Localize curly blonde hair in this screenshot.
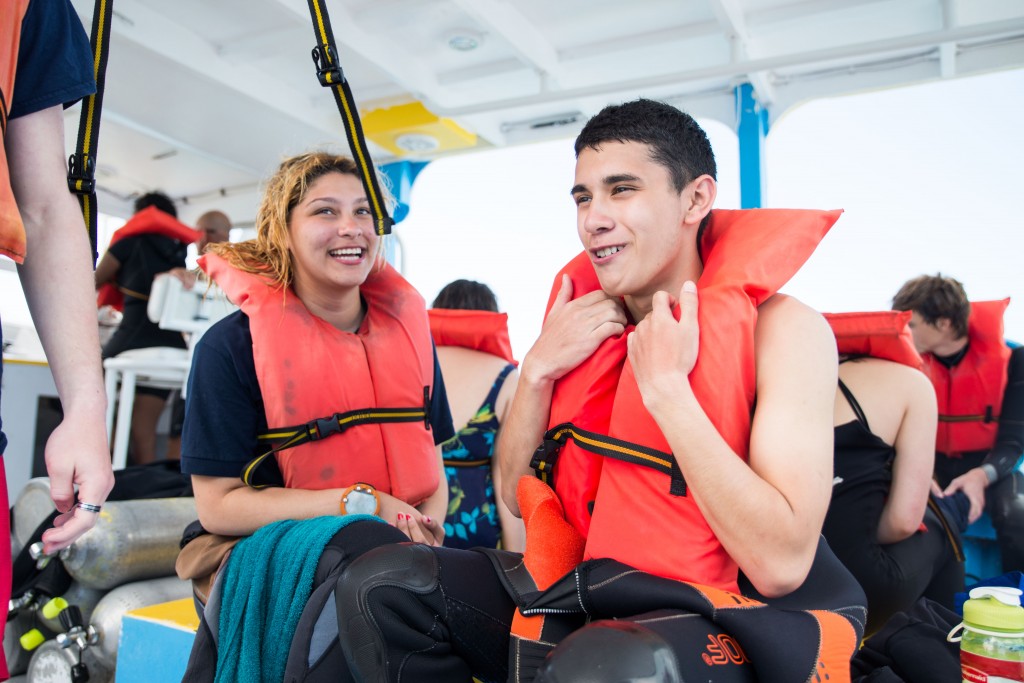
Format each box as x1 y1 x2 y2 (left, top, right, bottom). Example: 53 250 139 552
206 152 393 288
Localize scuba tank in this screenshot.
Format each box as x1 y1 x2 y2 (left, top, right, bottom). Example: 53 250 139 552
86 575 192 670
25 638 112 683
61 497 197 589
12 476 57 548
949 586 1024 682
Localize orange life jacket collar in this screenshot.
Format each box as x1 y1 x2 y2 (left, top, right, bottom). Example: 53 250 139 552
428 309 516 363
824 310 923 369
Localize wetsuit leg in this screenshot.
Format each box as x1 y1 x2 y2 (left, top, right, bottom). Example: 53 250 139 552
987 469 1024 572
335 543 515 683
535 610 756 683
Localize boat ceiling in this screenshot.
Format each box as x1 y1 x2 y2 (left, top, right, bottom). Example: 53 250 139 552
65 0 1024 222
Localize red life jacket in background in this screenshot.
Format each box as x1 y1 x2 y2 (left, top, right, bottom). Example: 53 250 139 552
427 308 516 363
543 208 841 591
201 253 439 505
96 206 202 310
0 0 33 264
922 299 1011 456
824 310 923 369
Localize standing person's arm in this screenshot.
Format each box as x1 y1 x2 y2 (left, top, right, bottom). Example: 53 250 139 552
496 276 627 515
7 105 114 553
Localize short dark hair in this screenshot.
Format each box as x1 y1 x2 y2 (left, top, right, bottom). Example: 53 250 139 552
892 274 970 338
574 98 717 192
133 191 177 218
432 279 498 312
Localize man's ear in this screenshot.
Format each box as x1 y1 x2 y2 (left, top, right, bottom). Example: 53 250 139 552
683 174 716 226
936 317 954 334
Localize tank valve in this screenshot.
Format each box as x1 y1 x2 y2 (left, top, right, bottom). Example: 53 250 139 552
55 605 98 650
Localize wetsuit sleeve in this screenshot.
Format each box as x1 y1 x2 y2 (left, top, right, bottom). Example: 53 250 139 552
983 345 1024 481
9 0 95 119
430 342 455 445
180 313 267 478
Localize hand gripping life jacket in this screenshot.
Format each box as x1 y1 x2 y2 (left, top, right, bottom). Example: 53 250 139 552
0 0 32 264
923 299 1011 456
200 253 438 504
427 308 516 363
533 208 842 591
824 310 923 369
96 206 202 310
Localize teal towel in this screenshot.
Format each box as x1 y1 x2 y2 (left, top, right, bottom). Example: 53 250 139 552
214 514 383 683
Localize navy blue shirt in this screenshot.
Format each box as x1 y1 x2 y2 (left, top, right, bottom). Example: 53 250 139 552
180 311 455 480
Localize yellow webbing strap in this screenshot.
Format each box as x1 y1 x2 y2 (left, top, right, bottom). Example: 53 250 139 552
68 0 114 265
243 405 429 489
531 422 688 496
305 0 393 235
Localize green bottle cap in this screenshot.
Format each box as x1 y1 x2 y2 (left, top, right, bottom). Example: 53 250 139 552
964 587 1024 632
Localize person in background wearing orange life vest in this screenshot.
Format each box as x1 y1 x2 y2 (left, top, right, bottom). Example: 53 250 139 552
821 311 964 637
332 99 866 683
165 209 233 290
94 191 199 465
429 279 524 551
176 152 452 682
893 274 1024 572
0 1 116 675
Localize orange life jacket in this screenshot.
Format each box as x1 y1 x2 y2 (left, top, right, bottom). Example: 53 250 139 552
0 0 32 263
96 206 202 310
824 310 923 369
922 299 1011 456
540 208 840 590
427 308 515 363
201 253 439 505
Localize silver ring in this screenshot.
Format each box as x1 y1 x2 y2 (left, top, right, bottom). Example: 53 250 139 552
76 502 102 514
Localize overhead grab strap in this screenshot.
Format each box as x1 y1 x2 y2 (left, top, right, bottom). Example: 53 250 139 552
305 0 394 235
69 0 114 265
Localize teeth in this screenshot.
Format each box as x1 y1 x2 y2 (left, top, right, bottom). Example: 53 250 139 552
595 246 623 258
329 248 363 257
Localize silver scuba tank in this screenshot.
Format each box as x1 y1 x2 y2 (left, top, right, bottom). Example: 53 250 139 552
3 609 42 677
86 575 192 670
24 638 113 683
60 497 197 590
12 476 56 548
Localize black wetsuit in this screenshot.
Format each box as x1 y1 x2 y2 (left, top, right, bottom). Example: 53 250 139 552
823 380 963 636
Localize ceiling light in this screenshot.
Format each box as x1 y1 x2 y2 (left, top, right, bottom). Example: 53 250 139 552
447 30 483 52
394 133 440 153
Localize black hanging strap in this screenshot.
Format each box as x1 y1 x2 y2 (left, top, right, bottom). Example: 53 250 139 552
305 0 393 235
68 0 114 265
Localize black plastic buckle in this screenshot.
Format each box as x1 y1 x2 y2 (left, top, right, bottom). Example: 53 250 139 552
308 414 343 441
529 438 562 472
67 153 96 194
311 44 345 86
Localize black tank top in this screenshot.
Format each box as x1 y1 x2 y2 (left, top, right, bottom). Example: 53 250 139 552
823 379 896 539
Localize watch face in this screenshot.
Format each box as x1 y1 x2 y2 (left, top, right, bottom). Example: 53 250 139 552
345 489 377 515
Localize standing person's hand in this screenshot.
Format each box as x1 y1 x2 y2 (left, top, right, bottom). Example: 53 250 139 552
41 411 114 554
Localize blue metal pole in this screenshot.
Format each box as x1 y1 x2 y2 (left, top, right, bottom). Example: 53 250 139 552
735 83 769 209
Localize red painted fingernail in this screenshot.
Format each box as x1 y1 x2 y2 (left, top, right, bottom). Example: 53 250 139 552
424 516 432 524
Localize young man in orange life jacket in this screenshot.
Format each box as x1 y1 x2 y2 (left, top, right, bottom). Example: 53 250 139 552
893 274 1024 572
333 99 865 683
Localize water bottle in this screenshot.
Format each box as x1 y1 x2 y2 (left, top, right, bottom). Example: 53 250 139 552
949 586 1024 682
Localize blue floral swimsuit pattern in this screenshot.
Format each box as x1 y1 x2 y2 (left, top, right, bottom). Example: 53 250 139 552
442 364 516 549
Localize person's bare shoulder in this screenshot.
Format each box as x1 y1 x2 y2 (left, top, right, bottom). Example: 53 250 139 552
755 294 836 368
